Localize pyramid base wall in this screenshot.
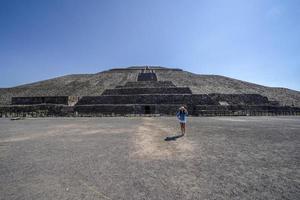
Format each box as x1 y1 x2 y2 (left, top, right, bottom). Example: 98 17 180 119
1 104 300 118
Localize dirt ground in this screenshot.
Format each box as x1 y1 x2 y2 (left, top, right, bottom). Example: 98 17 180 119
0 116 299 200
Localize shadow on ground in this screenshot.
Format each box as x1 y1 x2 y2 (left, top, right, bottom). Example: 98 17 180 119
164 134 184 141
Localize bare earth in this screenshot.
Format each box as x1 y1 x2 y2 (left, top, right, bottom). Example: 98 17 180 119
0 117 299 200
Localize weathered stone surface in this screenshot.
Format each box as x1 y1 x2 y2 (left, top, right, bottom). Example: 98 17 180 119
1 103 299 117
117 81 176 88
1 66 299 106
76 94 215 105
195 105 300 116
102 87 192 95
208 93 272 105
137 71 158 81
1 67 299 117
0 104 74 117
11 96 79 106
1 66 300 107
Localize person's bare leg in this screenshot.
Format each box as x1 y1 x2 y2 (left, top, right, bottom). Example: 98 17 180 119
183 123 186 135
180 123 184 135
179 123 182 134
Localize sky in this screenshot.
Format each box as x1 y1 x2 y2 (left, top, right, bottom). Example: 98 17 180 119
0 0 299 91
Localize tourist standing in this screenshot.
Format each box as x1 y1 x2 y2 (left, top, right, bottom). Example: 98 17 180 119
176 106 188 136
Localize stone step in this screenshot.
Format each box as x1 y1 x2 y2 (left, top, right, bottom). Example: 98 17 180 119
11 96 79 106
207 93 271 105
1 104 299 117
74 104 183 115
101 87 192 95
137 72 158 81
195 105 300 111
116 81 176 88
76 94 217 105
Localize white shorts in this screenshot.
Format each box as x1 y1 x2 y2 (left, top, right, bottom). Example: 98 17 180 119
179 119 186 124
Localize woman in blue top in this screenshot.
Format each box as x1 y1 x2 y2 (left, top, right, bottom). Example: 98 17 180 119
176 106 188 136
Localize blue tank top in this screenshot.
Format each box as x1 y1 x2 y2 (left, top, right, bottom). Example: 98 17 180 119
176 111 188 121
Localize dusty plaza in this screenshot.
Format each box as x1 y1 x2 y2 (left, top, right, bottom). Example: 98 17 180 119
1 0 300 199
0 116 299 200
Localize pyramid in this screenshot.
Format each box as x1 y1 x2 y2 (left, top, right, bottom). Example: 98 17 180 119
1 66 299 117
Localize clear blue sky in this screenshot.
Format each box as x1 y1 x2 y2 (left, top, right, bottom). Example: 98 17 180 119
0 0 299 91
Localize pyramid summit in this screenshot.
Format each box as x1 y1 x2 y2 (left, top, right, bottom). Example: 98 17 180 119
107 65 183 71
0 66 299 117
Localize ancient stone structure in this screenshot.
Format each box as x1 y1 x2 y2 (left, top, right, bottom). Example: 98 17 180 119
0 67 299 117
12 96 79 106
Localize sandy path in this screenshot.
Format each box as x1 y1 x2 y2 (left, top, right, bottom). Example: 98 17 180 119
131 117 195 160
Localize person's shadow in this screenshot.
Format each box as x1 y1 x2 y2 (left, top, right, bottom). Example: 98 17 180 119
164 134 184 141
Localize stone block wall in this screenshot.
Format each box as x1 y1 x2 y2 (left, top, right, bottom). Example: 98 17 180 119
116 81 176 88
137 72 158 81
11 96 79 106
208 93 270 105
195 105 300 116
1 104 299 118
0 105 74 117
76 94 217 105
74 105 136 116
102 87 192 95
75 104 187 116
